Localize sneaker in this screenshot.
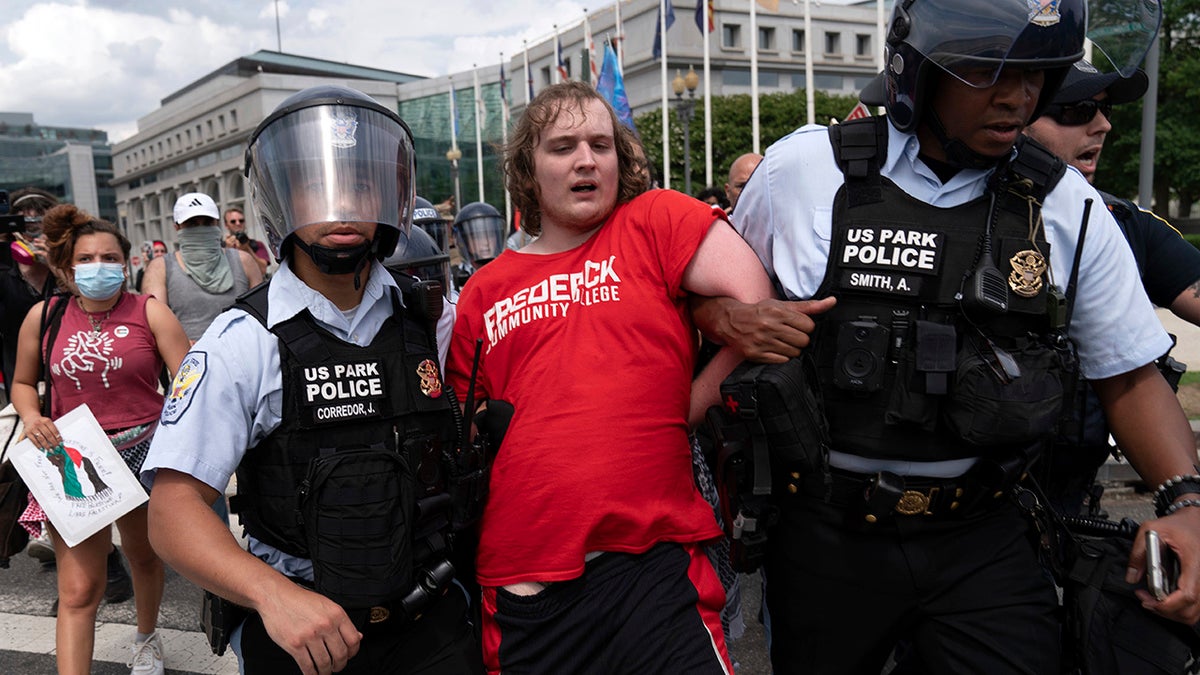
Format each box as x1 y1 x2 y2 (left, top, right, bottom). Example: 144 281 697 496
105 547 134 604
130 632 165 675
26 530 55 564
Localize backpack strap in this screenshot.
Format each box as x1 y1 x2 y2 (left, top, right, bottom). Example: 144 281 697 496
38 294 70 418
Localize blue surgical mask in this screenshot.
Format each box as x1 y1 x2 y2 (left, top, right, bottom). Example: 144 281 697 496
74 262 126 300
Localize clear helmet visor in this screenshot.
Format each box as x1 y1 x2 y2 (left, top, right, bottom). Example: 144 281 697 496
455 215 507 268
248 104 415 256
1087 0 1163 76
900 0 1158 89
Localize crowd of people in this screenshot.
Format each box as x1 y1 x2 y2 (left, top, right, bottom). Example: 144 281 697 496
3 1 1200 674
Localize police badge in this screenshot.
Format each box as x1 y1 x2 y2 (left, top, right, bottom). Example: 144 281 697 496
416 359 443 398
1008 250 1047 298
329 113 359 149
1028 0 1061 27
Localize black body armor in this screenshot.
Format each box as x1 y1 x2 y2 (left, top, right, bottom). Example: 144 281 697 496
814 117 1073 463
229 273 457 610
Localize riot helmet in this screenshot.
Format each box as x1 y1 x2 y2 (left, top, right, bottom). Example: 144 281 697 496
244 85 416 275
383 224 451 293
413 196 449 252
882 0 1159 141
453 202 506 269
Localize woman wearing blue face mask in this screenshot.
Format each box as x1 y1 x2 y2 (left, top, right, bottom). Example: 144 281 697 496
9 204 190 675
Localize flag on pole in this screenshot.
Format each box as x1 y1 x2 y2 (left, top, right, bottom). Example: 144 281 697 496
695 0 714 33
597 42 635 130
845 101 871 121
584 11 599 85
555 29 569 82
652 0 675 60
499 59 510 119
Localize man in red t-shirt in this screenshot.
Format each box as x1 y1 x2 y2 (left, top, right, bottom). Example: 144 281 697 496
446 81 828 674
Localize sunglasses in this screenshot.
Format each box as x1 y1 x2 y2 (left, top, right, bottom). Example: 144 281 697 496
1043 99 1113 127
228 218 245 224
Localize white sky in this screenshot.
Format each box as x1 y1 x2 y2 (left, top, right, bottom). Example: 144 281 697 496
1 0 603 142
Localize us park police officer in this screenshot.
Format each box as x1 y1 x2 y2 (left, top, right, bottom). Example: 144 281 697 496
696 0 1200 673
142 85 483 675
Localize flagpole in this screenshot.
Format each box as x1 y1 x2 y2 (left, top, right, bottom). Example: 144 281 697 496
614 0 624 74
524 39 533 105
585 9 598 86
501 52 511 230
804 0 815 125
553 25 562 84
750 0 760 154
448 79 462 213
702 1 712 187
473 65 485 203
660 0 670 189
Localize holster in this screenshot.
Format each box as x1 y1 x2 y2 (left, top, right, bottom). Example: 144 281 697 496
200 590 250 657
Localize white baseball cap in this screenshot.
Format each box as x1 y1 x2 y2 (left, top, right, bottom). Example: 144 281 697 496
173 192 219 224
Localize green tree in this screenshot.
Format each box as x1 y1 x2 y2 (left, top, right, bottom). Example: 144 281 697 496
633 88 861 195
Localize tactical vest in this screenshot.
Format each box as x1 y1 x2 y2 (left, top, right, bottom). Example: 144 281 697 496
813 117 1072 462
229 272 457 608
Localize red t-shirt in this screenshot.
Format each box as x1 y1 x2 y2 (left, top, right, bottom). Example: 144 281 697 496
447 189 724 587
46 292 165 430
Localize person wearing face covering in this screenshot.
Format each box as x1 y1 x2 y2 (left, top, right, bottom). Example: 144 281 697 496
142 193 263 344
9 203 190 675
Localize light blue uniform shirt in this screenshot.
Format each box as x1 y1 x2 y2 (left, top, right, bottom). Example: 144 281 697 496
733 122 1171 475
142 258 456 577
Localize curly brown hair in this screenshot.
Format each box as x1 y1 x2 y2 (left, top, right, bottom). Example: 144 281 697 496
41 204 131 272
503 81 649 236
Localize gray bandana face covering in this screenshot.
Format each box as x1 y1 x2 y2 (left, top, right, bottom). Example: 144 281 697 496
177 224 233 293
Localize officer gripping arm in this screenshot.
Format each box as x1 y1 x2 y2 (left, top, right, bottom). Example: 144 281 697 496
145 86 479 675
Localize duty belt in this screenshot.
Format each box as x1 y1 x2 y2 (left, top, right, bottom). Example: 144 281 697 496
801 452 1030 523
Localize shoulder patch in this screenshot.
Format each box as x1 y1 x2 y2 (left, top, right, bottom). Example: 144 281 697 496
162 351 206 425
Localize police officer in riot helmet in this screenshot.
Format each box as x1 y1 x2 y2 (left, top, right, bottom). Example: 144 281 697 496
143 84 482 675
695 1 1200 673
383 225 452 299
452 201 506 271
412 195 450 253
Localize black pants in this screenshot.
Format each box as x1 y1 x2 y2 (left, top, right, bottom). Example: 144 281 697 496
488 543 730 675
238 586 483 675
765 496 1060 675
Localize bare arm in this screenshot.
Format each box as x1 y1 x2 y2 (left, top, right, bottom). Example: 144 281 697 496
681 221 832 426
9 300 61 448
149 470 361 675
144 298 190 376
1169 279 1200 327
691 295 836 364
1094 363 1200 624
142 256 167 305
239 249 265 286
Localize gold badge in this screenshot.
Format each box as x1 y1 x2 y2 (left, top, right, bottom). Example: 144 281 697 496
369 606 390 623
1008 250 1046 298
417 359 443 398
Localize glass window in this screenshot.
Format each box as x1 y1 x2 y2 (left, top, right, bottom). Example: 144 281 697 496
825 32 841 55
723 24 741 49
723 68 750 86
758 26 775 51
792 29 805 52
856 34 872 57
814 73 843 90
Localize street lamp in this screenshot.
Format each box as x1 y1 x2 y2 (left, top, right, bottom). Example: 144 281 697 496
445 146 463 216
672 65 700 195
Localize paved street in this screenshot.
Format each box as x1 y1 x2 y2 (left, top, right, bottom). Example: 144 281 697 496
0 308 1193 674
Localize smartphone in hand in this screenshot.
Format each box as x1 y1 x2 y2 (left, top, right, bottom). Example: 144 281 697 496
1146 529 1180 601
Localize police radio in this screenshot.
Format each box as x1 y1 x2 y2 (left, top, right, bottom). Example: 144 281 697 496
961 192 1010 315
